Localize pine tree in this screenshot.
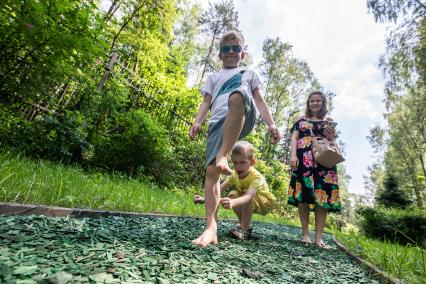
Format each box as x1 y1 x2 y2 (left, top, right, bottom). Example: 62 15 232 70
376 174 412 209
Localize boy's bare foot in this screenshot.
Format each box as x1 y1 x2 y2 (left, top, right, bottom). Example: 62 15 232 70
193 195 205 204
215 156 232 175
191 229 218 247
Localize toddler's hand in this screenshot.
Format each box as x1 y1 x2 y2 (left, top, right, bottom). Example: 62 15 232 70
193 195 205 204
268 124 281 144
189 123 201 140
220 197 234 209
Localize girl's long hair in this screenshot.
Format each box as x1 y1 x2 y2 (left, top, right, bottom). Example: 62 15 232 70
305 91 328 119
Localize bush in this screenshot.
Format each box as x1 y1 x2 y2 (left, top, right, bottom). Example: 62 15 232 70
91 109 172 184
356 206 426 248
255 159 292 216
0 109 90 162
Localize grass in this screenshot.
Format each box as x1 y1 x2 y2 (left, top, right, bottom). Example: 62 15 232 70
1 148 424 282
0 149 294 226
333 230 426 284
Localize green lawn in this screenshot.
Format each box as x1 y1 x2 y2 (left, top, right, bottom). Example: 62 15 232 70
1 148 424 283
0 149 293 226
334 230 425 284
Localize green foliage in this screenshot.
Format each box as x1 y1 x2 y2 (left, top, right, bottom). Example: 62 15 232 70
0 0 106 103
376 174 413 208
0 109 90 162
366 0 426 209
91 109 172 184
255 159 290 215
356 206 426 248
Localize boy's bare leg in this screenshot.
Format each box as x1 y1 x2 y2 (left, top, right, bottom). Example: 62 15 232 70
192 164 220 247
314 206 328 247
215 92 245 175
239 202 253 231
298 203 311 243
232 204 243 227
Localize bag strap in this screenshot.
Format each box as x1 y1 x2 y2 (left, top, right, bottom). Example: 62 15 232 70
210 70 245 109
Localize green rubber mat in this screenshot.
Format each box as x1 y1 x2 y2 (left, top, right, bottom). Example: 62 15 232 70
0 215 380 283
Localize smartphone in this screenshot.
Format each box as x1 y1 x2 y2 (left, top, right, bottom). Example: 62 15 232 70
326 121 338 129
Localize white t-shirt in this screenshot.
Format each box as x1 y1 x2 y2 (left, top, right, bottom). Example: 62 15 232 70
200 68 262 124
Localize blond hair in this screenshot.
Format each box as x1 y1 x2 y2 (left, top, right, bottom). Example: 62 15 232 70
232 141 255 160
219 30 245 47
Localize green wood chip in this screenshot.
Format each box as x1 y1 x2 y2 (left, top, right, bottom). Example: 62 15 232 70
12 265 38 275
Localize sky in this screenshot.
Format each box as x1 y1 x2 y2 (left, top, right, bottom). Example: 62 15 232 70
205 0 388 194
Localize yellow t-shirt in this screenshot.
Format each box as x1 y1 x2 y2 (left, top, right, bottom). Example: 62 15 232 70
225 167 269 194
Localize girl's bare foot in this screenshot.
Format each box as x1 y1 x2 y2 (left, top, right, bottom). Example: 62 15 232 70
191 229 218 247
215 156 232 175
315 240 331 250
301 236 312 244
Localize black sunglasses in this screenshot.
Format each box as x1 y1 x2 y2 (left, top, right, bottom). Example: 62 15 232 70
220 45 242 54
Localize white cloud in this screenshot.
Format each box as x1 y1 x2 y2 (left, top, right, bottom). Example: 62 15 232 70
321 34 386 120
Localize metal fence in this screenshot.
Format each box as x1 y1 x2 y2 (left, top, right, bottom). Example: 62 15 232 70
100 52 206 138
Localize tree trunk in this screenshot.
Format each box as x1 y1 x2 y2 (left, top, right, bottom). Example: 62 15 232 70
198 29 218 85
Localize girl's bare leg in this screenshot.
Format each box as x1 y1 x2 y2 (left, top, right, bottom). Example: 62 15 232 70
298 203 311 243
314 206 328 247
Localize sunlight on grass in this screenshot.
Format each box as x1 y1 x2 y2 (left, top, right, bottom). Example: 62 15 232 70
0 149 283 225
334 230 426 284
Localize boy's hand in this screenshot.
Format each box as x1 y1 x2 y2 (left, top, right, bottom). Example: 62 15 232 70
189 123 201 140
193 195 205 204
268 124 281 144
220 197 234 209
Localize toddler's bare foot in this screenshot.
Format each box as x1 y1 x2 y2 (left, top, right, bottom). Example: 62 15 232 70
215 156 232 175
191 229 218 247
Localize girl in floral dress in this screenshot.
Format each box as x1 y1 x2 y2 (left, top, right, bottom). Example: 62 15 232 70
288 91 341 249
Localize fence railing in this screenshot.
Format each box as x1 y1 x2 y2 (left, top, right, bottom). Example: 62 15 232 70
100 52 207 138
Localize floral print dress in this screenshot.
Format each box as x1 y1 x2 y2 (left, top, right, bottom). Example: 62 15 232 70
288 118 341 212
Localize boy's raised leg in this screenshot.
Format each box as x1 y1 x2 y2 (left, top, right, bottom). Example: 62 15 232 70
192 164 221 247
215 92 245 175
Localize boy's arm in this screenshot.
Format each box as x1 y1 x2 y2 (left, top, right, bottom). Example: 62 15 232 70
252 88 281 144
189 93 212 139
220 188 257 209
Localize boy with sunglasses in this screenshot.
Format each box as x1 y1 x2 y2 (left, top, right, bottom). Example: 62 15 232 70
189 30 280 247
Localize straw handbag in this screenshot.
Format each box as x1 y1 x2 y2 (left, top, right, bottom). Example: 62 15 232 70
309 128 345 168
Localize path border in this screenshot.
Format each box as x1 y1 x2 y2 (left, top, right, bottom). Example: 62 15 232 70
0 202 403 284
0 202 199 219
332 236 402 284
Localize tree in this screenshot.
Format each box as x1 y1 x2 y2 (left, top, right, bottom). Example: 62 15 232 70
196 0 240 84
366 0 426 208
376 174 413 209
257 37 320 161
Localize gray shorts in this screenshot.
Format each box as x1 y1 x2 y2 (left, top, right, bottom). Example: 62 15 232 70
205 90 256 168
